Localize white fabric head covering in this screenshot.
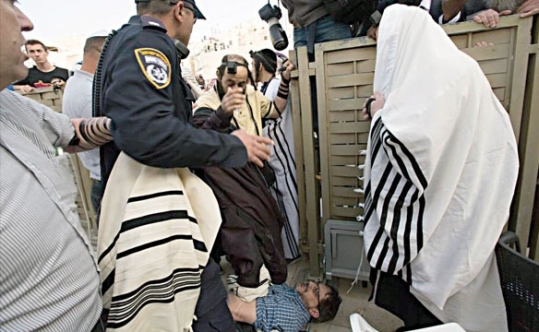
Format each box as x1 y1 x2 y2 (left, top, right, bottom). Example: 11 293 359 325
364 5 518 331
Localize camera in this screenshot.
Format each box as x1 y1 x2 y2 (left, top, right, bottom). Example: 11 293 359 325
259 2 289 51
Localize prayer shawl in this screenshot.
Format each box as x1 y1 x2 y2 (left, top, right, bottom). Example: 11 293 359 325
194 84 273 136
363 5 518 331
97 153 221 331
262 76 301 260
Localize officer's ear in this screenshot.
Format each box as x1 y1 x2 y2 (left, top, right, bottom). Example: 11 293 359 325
172 2 184 22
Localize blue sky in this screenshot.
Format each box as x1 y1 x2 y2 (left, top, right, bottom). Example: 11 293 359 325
19 0 272 42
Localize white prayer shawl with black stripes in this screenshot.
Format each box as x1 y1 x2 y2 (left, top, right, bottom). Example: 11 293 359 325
262 76 301 260
363 5 518 331
97 153 220 331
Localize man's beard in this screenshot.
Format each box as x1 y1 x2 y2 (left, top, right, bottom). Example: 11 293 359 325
216 79 226 100
485 0 525 12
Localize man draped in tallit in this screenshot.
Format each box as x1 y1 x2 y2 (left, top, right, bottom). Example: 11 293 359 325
362 5 519 332
98 153 222 331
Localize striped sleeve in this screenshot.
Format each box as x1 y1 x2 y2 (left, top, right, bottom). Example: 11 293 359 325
364 118 428 282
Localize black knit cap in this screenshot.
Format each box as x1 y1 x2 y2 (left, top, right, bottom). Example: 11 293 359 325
250 49 277 73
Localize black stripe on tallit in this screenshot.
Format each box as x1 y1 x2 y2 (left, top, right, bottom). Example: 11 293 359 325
127 190 184 203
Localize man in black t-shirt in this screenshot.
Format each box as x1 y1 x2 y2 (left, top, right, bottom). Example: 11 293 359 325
13 39 69 93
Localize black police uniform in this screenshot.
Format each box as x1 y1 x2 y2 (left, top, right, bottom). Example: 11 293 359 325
93 15 240 332
94 15 247 188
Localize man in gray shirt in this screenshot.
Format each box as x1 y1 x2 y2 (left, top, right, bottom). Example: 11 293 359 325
0 2 111 331
63 30 108 213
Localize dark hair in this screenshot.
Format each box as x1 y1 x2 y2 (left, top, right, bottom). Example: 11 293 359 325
314 283 342 323
217 54 256 88
136 0 174 15
25 39 47 52
250 49 277 74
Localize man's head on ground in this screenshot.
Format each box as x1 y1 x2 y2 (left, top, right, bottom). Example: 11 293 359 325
25 39 48 65
296 281 342 323
0 0 34 90
135 0 205 45
80 31 108 74
216 54 255 96
249 49 277 83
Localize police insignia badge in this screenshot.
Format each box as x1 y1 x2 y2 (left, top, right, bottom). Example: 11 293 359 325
134 48 172 89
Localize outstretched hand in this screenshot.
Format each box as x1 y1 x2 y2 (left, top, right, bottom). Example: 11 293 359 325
232 129 273 167
516 0 539 17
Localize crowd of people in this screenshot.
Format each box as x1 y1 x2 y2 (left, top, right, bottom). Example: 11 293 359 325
1 0 537 331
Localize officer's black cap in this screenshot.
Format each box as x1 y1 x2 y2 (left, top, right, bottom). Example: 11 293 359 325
135 0 206 20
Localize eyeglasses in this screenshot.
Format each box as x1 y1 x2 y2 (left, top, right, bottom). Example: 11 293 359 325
183 6 197 23
169 1 197 23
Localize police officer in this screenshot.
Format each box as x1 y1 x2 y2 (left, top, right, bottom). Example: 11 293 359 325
94 0 273 331
94 0 273 188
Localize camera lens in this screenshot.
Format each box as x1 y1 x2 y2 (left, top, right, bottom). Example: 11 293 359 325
269 24 288 51
259 3 288 51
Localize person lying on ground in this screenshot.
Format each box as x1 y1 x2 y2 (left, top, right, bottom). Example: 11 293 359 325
227 281 342 332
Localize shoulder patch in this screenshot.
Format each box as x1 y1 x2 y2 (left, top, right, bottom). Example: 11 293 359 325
134 48 172 89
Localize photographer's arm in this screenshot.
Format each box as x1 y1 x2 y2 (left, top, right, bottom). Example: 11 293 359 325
267 60 294 118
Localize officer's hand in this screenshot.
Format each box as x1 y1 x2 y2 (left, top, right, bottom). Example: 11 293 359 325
280 60 295 82
232 129 274 167
221 87 246 115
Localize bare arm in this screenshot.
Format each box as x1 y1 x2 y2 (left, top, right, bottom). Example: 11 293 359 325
268 60 295 118
64 117 113 153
